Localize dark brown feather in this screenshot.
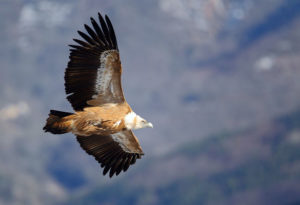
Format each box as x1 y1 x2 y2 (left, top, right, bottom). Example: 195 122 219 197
123 155 133 172
103 165 110 175
76 131 143 177
105 15 118 49
73 39 91 48
84 24 100 43
77 30 96 45
98 13 112 47
115 157 126 176
90 17 107 46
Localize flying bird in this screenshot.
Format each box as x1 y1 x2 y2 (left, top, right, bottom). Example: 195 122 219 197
43 13 153 178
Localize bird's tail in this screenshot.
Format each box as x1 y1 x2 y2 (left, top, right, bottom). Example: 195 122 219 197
43 110 74 134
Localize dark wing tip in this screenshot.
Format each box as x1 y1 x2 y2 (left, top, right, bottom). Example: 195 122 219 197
102 153 143 178
77 134 143 178
103 165 110 176
104 14 118 50
72 12 118 50
98 12 103 20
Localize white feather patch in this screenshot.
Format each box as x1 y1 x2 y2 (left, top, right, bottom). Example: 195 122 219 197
124 112 137 129
94 50 117 97
113 120 121 128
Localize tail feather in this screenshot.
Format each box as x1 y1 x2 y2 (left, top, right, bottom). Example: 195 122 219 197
43 110 74 134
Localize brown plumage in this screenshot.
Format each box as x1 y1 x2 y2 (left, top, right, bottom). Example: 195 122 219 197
43 12 153 177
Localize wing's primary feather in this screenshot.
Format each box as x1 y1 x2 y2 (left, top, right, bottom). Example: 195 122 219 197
98 13 112 47
90 17 106 46
65 13 123 111
76 130 144 177
105 15 118 50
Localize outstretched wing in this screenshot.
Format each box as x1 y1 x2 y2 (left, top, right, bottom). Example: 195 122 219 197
76 130 144 177
65 13 125 111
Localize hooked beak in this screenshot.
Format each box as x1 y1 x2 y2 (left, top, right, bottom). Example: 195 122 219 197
147 122 153 128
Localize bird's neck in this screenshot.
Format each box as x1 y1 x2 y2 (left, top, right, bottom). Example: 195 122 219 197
124 111 138 130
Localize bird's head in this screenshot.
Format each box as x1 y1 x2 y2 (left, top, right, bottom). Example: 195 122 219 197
136 115 153 129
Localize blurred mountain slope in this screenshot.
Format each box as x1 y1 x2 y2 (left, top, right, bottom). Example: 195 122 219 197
0 0 300 204
64 109 300 205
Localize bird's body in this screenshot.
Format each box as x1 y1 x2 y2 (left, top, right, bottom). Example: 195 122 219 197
70 103 131 136
43 12 152 177
47 102 149 136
